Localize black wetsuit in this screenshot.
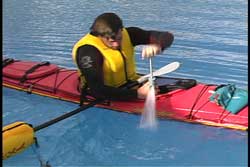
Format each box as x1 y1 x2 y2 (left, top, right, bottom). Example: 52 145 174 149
75 27 174 100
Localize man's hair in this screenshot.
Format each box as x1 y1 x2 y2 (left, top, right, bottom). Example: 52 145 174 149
90 13 123 37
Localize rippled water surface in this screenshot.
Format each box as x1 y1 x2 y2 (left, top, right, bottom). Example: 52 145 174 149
3 0 248 166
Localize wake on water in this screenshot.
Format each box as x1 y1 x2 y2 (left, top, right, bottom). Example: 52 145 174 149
139 86 158 130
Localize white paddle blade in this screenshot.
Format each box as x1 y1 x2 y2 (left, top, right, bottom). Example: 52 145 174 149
137 62 180 84
153 61 180 76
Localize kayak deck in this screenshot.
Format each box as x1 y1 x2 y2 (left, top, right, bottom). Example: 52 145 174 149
3 59 248 131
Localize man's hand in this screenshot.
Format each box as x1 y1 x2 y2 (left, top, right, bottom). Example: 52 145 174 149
137 81 159 99
142 44 162 59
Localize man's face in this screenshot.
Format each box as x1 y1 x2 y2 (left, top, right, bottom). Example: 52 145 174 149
100 29 122 50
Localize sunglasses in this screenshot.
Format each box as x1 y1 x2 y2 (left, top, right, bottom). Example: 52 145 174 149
93 30 122 41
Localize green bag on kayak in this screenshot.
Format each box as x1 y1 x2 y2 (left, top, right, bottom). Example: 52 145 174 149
209 84 248 114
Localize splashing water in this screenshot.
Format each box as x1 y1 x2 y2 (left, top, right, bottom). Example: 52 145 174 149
139 86 158 130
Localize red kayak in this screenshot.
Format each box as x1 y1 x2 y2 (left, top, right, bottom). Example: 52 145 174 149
2 58 248 131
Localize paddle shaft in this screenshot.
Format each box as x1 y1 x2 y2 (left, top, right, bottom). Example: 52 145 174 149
149 57 154 87
34 100 100 132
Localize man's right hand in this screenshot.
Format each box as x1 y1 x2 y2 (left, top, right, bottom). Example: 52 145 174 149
137 82 159 99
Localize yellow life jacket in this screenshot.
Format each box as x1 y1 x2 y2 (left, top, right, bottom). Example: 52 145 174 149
72 28 139 87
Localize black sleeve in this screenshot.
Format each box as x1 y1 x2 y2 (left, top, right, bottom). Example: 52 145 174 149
126 27 174 50
76 45 138 101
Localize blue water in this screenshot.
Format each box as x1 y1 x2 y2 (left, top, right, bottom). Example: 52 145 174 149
3 0 248 166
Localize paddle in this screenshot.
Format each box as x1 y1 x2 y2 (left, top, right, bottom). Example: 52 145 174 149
34 61 180 131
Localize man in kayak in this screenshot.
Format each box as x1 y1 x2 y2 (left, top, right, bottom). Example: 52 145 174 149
72 12 174 103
